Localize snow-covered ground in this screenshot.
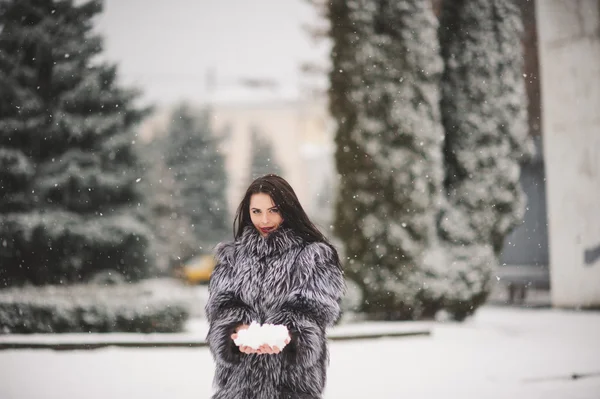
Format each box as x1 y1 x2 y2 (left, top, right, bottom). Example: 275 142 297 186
1 306 599 399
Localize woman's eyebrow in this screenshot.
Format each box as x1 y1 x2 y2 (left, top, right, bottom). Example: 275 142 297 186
250 206 278 211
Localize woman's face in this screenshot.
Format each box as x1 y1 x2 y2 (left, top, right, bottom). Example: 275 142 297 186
249 193 283 237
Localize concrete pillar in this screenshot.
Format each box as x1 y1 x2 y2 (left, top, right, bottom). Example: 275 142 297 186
536 0 600 307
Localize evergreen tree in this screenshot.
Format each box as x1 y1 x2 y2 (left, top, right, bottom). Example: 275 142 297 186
162 103 229 251
328 0 445 319
437 0 534 319
137 140 196 272
0 0 153 286
248 127 282 181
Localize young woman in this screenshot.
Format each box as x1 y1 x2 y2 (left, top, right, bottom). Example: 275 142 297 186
205 174 345 399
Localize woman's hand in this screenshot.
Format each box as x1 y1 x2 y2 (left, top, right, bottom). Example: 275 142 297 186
231 328 291 355
232 325 259 354
257 343 280 354
239 345 259 354
230 324 249 341
231 324 253 353
255 334 291 355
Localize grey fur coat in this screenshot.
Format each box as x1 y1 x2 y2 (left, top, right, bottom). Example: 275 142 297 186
205 226 345 399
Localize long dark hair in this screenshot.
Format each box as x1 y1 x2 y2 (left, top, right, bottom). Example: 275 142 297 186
233 174 341 268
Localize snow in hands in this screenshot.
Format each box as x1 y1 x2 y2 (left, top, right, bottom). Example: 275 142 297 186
233 321 290 351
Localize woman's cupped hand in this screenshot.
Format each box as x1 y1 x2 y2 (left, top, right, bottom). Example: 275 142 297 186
231 324 291 355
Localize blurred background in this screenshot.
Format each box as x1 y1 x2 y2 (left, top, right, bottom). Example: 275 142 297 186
0 0 599 397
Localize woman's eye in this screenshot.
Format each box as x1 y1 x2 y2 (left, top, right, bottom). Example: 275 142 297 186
270 208 279 213
252 210 260 214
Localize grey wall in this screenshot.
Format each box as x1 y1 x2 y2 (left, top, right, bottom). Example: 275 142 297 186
501 137 549 267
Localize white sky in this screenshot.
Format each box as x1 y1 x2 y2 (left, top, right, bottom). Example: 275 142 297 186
92 0 329 107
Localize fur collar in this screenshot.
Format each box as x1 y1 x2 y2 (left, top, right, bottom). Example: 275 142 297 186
238 225 305 258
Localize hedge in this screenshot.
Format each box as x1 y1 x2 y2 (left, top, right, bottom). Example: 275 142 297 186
0 280 190 334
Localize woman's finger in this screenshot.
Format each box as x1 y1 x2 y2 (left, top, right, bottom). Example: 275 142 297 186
231 333 238 340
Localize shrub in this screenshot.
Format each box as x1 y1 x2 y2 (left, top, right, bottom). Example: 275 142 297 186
0 280 190 334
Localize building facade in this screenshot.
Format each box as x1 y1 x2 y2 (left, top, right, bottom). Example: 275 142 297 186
209 91 336 228
536 0 600 307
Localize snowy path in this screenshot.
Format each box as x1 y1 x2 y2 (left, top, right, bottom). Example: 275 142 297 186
1 306 599 399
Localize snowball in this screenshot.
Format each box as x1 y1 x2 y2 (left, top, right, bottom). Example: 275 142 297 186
233 321 289 350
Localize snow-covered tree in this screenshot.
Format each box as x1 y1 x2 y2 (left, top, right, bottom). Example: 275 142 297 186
162 103 229 252
436 0 534 319
0 0 154 286
137 140 196 272
328 0 445 319
248 127 282 181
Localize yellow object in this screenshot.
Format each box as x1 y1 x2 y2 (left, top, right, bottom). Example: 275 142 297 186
178 254 216 284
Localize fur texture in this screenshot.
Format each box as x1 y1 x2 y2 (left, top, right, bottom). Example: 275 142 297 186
205 226 345 399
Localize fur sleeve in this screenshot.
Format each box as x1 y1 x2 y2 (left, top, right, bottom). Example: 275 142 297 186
265 242 345 366
205 242 255 365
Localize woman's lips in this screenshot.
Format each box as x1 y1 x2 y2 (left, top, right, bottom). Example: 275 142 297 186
260 227 274 233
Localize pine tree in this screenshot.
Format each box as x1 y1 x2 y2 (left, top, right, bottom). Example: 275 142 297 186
437 0 534 319
328 0 445 319
0 0 153 286
137 140 196 272
248 127 282 181
162 103 229 252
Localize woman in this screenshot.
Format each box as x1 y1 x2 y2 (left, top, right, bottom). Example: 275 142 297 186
205 174 345 399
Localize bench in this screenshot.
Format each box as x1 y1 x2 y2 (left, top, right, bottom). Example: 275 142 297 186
496 264 550 304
